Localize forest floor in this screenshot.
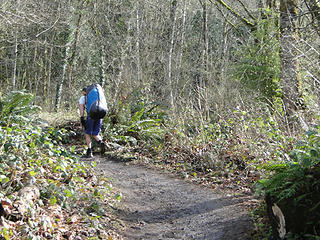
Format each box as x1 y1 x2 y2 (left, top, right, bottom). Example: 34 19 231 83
91 154 256 240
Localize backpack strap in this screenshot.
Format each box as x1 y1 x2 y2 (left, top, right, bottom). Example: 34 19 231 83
84 94 87 113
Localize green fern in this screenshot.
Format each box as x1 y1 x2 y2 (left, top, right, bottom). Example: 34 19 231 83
258 129 320 204
0 91 41 125
103 100 165 146
258 129 320 236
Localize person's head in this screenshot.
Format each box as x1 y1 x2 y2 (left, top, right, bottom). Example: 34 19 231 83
82 87 86 95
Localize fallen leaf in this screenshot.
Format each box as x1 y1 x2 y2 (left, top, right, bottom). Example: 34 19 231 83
68 215 82 224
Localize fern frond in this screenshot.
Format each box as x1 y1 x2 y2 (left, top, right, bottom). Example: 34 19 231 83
0 91 40 125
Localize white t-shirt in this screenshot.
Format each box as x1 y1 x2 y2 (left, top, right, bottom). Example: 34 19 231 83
79 95 85 105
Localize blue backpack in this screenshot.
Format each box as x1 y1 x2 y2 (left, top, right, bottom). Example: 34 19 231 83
85 83 108 120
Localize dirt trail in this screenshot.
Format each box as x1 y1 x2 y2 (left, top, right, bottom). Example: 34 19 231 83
97 157 253 240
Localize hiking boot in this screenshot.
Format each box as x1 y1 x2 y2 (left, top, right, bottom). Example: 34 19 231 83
100 141 105 155
86 148 93 158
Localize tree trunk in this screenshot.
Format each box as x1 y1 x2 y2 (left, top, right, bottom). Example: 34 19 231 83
168 0 178 112
136 1 142 84
54 0 84 112
11 29 18 90
43 37 48 99
32 41 38 95
201 0 209 120
176 0 187 90
47 41 54 107
279 0 303 127
100 45 107 88
116 21 132 102
196 0 210 120
55 43 71 112
304 0 320 103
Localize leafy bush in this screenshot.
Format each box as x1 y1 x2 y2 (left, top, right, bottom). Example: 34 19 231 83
0 91 41 125
257 129 320 237
103 100 165 147
0 91 118 239
260 130 320 200
233 10 281 104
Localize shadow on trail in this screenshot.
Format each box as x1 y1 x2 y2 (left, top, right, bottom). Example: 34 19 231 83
118 196 248 224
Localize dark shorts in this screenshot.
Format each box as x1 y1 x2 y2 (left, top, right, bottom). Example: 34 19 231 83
85 116 102 135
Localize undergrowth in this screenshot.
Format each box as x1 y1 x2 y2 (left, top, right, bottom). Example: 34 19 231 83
0 91 122 239
101 98 320 239
256 129 320 238
5 90 315 239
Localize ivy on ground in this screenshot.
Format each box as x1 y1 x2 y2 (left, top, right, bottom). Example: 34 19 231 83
0 91 122 239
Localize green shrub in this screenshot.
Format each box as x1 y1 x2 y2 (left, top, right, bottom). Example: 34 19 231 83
0 91 41 125
233 10 281 105
257 129 320 237
103 100 166 147
0 91 115 239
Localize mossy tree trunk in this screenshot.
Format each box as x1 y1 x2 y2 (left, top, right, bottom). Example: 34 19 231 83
305 0 320 102
279 0 304 128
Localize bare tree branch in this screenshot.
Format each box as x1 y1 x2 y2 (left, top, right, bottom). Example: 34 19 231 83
235 0 257 21
208 0 256 28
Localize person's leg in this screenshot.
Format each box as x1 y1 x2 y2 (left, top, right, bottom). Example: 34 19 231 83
93 135 105 155
84 117 95 157
92 119 105 155
85 134 93 157
86 133 92 148
93 135 102 142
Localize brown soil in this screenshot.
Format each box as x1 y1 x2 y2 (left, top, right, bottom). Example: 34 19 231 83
95 156 254 240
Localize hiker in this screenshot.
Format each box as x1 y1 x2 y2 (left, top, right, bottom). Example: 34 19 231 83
79 87 105 158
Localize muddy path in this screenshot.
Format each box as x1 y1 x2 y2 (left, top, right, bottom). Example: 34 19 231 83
96 156 253 240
